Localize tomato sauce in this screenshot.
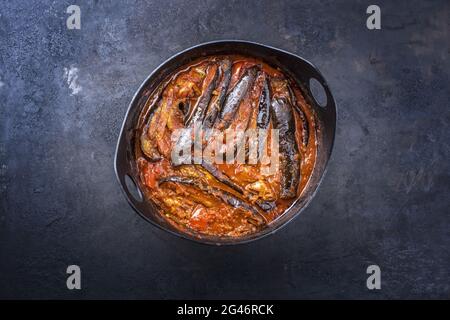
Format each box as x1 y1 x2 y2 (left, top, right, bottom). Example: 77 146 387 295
134 55 317 238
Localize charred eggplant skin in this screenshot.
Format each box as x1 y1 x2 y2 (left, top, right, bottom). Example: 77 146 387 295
139 85 166 161
159 176 267 225
288 84 309 147
201 161 244 194
140 128 161 161
257 76 271 129
203 59 232 128
256 76 271 163
214 67 258 130
270 97 300 199
185 64 219 126
140 110 162 161
173 65 219 165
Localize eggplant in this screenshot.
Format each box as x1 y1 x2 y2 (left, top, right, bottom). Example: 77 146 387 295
140 103 162 161
270 97 300 199
257 77 271 129
201 162 275 212
173 65 219 164
203 59 232 128
214 66 258 130
288 84 309 147
255 76 271 161
185 64 219 126
201 161 244 194
140 125 161 161
159 176 267 225
178 100 190 119
256 200 276 211
139 82 170 161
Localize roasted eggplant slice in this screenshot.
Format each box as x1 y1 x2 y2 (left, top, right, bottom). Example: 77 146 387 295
270 97 300 199
214 66 258 130
203 59 232 128
159 176 267 225
288 83 309 147
185 63 219 126
257 77 271 129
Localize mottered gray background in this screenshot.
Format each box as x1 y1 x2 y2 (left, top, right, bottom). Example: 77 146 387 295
0 0 449 298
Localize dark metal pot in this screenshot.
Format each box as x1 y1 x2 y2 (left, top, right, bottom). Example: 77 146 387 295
114 40 336 245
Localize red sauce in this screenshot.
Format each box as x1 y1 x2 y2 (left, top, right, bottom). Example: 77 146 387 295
134 55 317 238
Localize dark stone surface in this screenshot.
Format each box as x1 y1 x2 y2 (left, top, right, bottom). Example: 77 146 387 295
0 0 449 299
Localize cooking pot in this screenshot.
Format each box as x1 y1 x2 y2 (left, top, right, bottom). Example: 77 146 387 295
114 40 336 245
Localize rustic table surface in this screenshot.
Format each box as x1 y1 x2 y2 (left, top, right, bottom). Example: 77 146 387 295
0 0 449 298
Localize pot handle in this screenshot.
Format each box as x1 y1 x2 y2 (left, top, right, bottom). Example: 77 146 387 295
114 134 147 212
298 60 336 117
290 57 337 157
